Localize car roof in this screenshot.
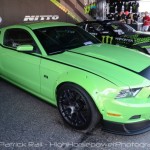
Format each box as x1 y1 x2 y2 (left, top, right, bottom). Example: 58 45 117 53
3 22 75 30
79 20 121 25
25 21 75 30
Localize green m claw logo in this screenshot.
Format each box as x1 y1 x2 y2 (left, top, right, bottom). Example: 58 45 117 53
84 3 96 14
102 36 113 44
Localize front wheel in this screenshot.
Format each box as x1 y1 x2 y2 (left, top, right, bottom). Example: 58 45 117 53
57 83 101 131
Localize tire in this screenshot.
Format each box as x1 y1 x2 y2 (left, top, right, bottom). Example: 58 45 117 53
57 83 101 132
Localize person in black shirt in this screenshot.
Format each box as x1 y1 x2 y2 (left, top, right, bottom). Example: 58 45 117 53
117 1 123 13
109 2 116 13
128 2 132 12
114 13 119 21
107 13 114 20
124 2 129 12
117 11 126 23
132 2 139 13
133 13 139 22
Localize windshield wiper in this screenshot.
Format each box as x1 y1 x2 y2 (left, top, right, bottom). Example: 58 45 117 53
48 49 66 55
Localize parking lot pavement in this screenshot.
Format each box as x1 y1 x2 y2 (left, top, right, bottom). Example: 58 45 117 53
1 78 150 150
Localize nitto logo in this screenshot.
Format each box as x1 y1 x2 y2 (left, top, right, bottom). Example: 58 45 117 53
24 15 59 22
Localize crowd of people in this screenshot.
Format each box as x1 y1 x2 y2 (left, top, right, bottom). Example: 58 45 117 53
107 1 150 32
107 0 140 24
107 11 150 32
107 11 139 24
118 11 150 32
116 11 136 24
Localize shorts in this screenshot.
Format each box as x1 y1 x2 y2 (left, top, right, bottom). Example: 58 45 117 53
142 25 149 32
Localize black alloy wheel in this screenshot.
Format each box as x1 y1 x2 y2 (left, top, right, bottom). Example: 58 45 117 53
57 83 100 131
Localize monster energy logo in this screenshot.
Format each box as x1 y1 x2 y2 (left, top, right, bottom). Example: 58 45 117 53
102 36 113 44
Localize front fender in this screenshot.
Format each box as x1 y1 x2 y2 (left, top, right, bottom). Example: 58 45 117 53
55 70 119 114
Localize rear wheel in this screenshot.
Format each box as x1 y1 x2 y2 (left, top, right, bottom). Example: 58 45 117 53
57 83 101 131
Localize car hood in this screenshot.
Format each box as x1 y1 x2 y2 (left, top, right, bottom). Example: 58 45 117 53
48 44 150 87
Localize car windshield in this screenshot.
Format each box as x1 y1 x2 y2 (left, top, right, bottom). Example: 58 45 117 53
34 26 100 55
109 23 136 35
90 23 104 32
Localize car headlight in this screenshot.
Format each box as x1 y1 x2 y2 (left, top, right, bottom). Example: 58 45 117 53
115 88 142 99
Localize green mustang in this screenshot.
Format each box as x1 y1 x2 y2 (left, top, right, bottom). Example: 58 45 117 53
0 22 150 135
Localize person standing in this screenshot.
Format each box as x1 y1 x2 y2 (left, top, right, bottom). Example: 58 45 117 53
117 11 126 23
142 11 150 32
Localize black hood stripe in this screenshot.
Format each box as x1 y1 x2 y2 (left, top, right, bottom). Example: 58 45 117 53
68 50 137 73
69 50 150 81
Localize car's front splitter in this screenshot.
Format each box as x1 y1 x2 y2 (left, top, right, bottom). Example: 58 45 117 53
102 120 150 135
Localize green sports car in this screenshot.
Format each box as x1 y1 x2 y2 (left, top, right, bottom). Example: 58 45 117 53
0 22 150 135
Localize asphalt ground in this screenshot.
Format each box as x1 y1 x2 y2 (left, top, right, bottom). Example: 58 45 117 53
1 78 150 150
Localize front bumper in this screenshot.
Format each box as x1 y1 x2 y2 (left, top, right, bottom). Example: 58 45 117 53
97 86 150 135
102 120 150 135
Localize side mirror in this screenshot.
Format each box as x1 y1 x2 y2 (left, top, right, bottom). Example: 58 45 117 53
17 44 33 52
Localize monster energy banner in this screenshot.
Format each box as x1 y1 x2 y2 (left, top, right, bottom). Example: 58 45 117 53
0 0 96 27
102 36 113 44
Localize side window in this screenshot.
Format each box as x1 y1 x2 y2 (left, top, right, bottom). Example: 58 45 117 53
91 23 104 32
86 24 93 32
78 23 86 30
3 29 40 54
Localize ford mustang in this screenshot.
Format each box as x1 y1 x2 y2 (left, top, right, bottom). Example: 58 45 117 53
77 20 150 55
0 22 150 135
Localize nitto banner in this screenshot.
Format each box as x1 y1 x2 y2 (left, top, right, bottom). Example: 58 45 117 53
0 0 96 27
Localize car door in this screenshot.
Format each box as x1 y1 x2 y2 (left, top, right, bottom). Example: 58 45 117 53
0 28 41 93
